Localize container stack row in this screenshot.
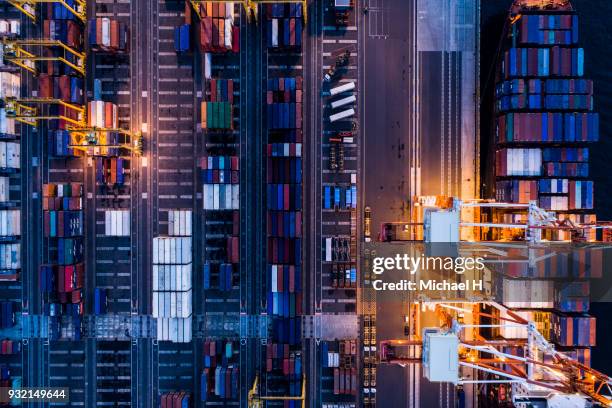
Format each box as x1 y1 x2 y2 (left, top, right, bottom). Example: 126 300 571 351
159 392 192 408
153 211 193 343
201 79 234 130
40 182 84 340
265 4 303 50
201 155 239 210
264 344 303 400
200 340 239 401
88 18 129 52
196 2 237 53
323 185 357 210
265 75 304 405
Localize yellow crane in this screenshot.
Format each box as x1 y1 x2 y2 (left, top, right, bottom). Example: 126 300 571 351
3 99 141 155
68 127 143 156
8 0 87 23
247 374 306 408
1 39 86 76
4 98 85 127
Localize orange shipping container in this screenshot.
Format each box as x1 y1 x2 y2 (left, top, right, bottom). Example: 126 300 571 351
110 20 119 49
201 102 207 128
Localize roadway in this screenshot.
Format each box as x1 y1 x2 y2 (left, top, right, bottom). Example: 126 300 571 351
360 1 479 406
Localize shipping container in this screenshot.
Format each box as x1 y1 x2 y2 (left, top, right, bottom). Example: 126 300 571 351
104 210 130 236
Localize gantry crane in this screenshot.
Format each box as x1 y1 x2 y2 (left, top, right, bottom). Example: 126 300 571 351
68 127 143 156
247 374 306 408
3 99 141 156
1 39 86 76
189 0 307 23
379 301 612 407
8 0 87 22
4 97 85 127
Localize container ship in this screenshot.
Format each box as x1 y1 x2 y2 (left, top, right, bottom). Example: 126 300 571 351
489 0 598 405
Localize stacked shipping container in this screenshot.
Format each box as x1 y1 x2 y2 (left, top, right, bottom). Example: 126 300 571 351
200 340 239 401
153 211 193 343
265 4 303 50
40 182 84 340
495 9 598 239
88 18 129 52
197 2 236 53
265 74 304 404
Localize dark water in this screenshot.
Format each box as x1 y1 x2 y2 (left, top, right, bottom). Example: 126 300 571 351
481 0 612 374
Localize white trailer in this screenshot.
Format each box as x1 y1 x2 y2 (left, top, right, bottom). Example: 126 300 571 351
329 81 355 96
330 94 356 109
329 108 355 123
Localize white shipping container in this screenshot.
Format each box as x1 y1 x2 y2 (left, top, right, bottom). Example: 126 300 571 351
153 264 192 291
0 108 16 135
102 18 111 46
224 18 233 48
204 53 212 79
503 149 541 176
271 265 278 293
0 72 20 98
203 184 239 210
499 309 529 339
6 142 19 169
156 317 192 343
225 3 234 24
325 237 332 262
502 279 553 309
104 210 130 236
0 210 20 236
168 210 192 237
0 177 8 202
152 236 192 264
0 142 5 168
0 243 20 269
272 19 278 47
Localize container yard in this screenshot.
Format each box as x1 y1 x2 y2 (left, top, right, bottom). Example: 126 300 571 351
1 0 612 407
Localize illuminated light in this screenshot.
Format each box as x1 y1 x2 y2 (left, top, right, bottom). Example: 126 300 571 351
141 157 148 167
141 123 148 133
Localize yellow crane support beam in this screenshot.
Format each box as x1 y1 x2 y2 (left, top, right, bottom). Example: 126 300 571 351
2 40 86 76
7 0 36 22
68 127 143 156
189 0 255 20
251 0 307 24
248 374 306 408
9 0 87 22
3 98 85 127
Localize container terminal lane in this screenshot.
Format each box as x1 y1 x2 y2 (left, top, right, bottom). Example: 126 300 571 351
1 0 612 408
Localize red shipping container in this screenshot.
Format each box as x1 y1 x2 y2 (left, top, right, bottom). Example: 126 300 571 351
232 26 239 53
200 18 212 51
284 185 289 210
212 18 220 48
290 18 296 46
110 21 119 49
96 18 103 45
